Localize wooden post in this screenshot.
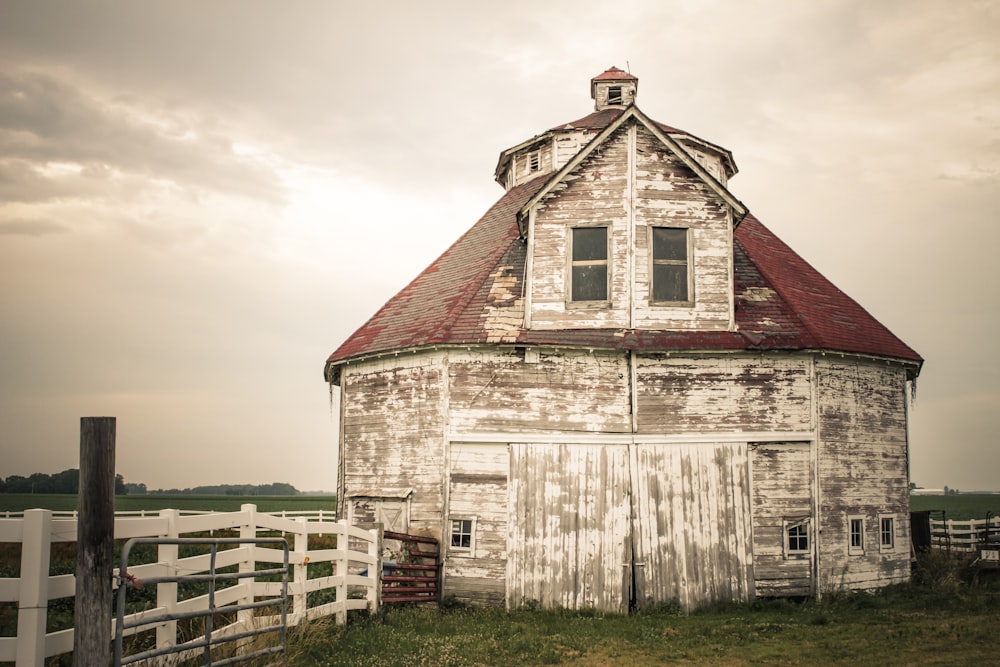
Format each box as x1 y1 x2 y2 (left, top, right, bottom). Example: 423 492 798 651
73 416 116 667
16 509 52 667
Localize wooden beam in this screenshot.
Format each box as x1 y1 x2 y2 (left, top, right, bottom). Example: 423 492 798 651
73 416 116 667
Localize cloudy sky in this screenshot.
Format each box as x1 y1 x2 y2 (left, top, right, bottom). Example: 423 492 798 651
0 1 997 493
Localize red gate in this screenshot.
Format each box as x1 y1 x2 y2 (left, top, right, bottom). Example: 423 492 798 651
382 530 440 604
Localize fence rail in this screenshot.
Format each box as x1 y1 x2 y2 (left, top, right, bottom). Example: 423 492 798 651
929 515 1000 552
0 504 381 667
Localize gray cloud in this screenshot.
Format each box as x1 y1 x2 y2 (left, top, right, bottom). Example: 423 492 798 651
0 1 997 491
0 68 285 205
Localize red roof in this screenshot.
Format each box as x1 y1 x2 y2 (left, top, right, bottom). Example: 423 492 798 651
592 66 638 82
324 186 921 380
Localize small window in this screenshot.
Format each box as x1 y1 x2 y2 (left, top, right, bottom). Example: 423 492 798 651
848 515 865 555
571 226 608 302
880 515 895 552
785 519 809 555
608 86 622 105
529 150 540 172
651 227 689 302
450 518 474 552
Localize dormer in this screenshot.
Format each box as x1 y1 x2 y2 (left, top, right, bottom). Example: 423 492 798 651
591 66 638 110
519 104 748 334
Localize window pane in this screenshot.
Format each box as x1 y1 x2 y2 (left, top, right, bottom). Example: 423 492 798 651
850 519 864 548
653 264 687 301
788 524 808 552
881 518 894 546
653 227 687 261
573 227 607 261
572 265 607 301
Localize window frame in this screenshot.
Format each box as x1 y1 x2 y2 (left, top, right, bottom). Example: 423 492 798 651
783 517 811 558
568 225 610 304
648 226 693 305
449 517 476 555
879 514 896 552
848 515 866 555
607 85 623 105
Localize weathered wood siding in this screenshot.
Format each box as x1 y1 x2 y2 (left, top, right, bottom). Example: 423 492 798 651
443 443 508 605
751 442 813 596
448 348 631 434
340 353 446 539
636 354 813 433
631 443 753 610
507 443 632 612
528 125 631 329
339 347 911 608
632 125 733 330
815 359 910 591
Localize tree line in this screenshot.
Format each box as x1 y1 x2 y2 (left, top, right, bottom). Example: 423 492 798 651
0 470 299 496
0 469 126 494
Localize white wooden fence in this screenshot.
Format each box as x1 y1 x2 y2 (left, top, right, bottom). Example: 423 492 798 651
929 515 1000 552
0 504 381 666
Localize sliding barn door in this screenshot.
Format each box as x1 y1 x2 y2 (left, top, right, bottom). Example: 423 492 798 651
630 443 754 611
507 443 631 612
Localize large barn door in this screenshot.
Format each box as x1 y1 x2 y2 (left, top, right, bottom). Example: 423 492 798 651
507 443 632 612
629 443 754 611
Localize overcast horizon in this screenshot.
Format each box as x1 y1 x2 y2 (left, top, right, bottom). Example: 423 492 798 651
1 1 997 492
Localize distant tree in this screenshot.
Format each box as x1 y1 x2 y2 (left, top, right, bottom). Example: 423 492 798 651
1 475 29 493
53 469 79 494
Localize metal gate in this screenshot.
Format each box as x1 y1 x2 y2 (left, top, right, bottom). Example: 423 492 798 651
114 537 289 666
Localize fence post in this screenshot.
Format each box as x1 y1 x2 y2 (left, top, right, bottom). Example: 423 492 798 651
16 509 52 667
238 504 257 634
293 518 308 623
367 524 383 614
335 520 348 625
73 416 116 667
156 509 179 652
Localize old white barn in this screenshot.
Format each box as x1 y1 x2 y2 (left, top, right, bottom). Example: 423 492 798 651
324 68 923 612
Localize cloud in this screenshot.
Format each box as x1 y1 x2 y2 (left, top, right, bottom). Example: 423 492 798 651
0 68 286 206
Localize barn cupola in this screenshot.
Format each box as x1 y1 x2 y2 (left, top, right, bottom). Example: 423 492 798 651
591 66 638 110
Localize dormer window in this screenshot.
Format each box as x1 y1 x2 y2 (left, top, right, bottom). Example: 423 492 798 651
570 226 608 302
529 150 540 172
608 86 623 105
651 227 690 303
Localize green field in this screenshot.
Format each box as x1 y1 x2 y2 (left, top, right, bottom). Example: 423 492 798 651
294 562 1000 666
908 493 1000 520
0 493 336 514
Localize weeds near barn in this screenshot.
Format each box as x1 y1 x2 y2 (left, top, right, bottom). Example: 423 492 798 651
288 551 1000 666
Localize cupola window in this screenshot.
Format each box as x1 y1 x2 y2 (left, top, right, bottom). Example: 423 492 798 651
608 86 623 105
570 226 609 302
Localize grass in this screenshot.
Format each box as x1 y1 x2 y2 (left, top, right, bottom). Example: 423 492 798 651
285 555 1000 666
909 493 999 520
